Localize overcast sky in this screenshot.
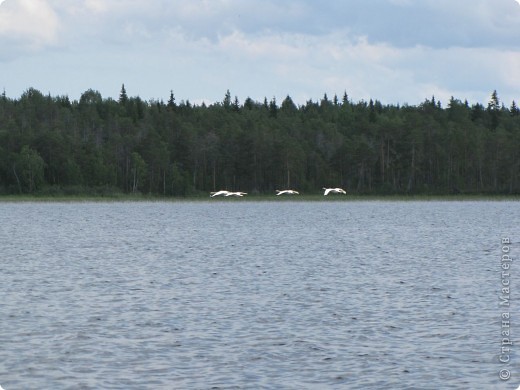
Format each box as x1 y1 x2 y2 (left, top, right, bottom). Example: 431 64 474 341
1 0 519 107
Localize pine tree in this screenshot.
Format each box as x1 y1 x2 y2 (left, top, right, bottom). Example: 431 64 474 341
281 95 297 112
223 89 231 109
487 90 500 130
269 97 278 117
322 93 329 103
342 91 349 105
369 99 376 122
168 90 176 108
232 96 240 112
119 84 128 105
488 90 500 111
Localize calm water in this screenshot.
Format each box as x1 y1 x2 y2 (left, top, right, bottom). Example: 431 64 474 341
0 200 519 389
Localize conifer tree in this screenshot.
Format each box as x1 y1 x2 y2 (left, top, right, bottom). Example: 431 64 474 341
281 95 297 112
223 89 231 109
487 90 501 130
168 90 176 108
119 84 128 105
269 97 278 117
232 96 240 112
342 91 349 105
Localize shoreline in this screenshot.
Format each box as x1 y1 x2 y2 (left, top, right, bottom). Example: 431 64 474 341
1 193 519 202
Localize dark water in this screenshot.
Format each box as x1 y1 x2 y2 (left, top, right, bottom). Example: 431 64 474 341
0 201 519 389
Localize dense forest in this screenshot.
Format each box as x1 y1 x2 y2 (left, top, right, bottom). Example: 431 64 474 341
0 86 519 196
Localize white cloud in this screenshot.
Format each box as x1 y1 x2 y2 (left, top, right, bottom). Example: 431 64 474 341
217 30 305 61
83 0 109 13
0 0 60 51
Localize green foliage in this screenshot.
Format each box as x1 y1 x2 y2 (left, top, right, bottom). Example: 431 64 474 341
130 152 147 193
14 146 45 193
0 88 518 196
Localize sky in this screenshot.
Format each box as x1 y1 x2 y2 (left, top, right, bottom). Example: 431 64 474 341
0 0 519 107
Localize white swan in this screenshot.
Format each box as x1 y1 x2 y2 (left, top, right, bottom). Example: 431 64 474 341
210 190 231 197
276 189 299 195
224 191 247 197
323 187 346 195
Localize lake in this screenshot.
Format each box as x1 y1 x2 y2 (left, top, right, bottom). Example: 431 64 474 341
0 200 519 389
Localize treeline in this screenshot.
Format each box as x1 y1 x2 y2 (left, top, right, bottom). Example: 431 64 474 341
0 86 519 196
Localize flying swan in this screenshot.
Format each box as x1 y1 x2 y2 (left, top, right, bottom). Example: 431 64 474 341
276 190 300 195
210 190 231 197
224 191 247 197
323 187 346 195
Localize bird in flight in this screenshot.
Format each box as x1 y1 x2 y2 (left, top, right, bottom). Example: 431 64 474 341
210 190 231 197
224 191 247 197
323 187 346 195
276 189 299 195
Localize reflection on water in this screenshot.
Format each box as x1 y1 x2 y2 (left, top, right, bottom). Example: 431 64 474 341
0 201 518 389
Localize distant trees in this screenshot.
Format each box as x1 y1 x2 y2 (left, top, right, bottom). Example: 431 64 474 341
130 152 147 193
0 88 518 195
13 146 45 193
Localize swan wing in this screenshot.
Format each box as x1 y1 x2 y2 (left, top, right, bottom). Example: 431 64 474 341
211 190 229 197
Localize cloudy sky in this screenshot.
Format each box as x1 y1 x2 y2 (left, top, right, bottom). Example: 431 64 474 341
0 0 519 107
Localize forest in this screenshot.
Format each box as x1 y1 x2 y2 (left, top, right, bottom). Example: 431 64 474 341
0 86 519 196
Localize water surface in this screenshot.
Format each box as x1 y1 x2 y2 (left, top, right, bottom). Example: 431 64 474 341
0 201 519 389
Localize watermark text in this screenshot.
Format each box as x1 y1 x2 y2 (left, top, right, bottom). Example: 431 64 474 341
499 237 513 381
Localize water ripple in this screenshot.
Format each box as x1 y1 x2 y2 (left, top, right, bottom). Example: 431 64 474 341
0 201 518 389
